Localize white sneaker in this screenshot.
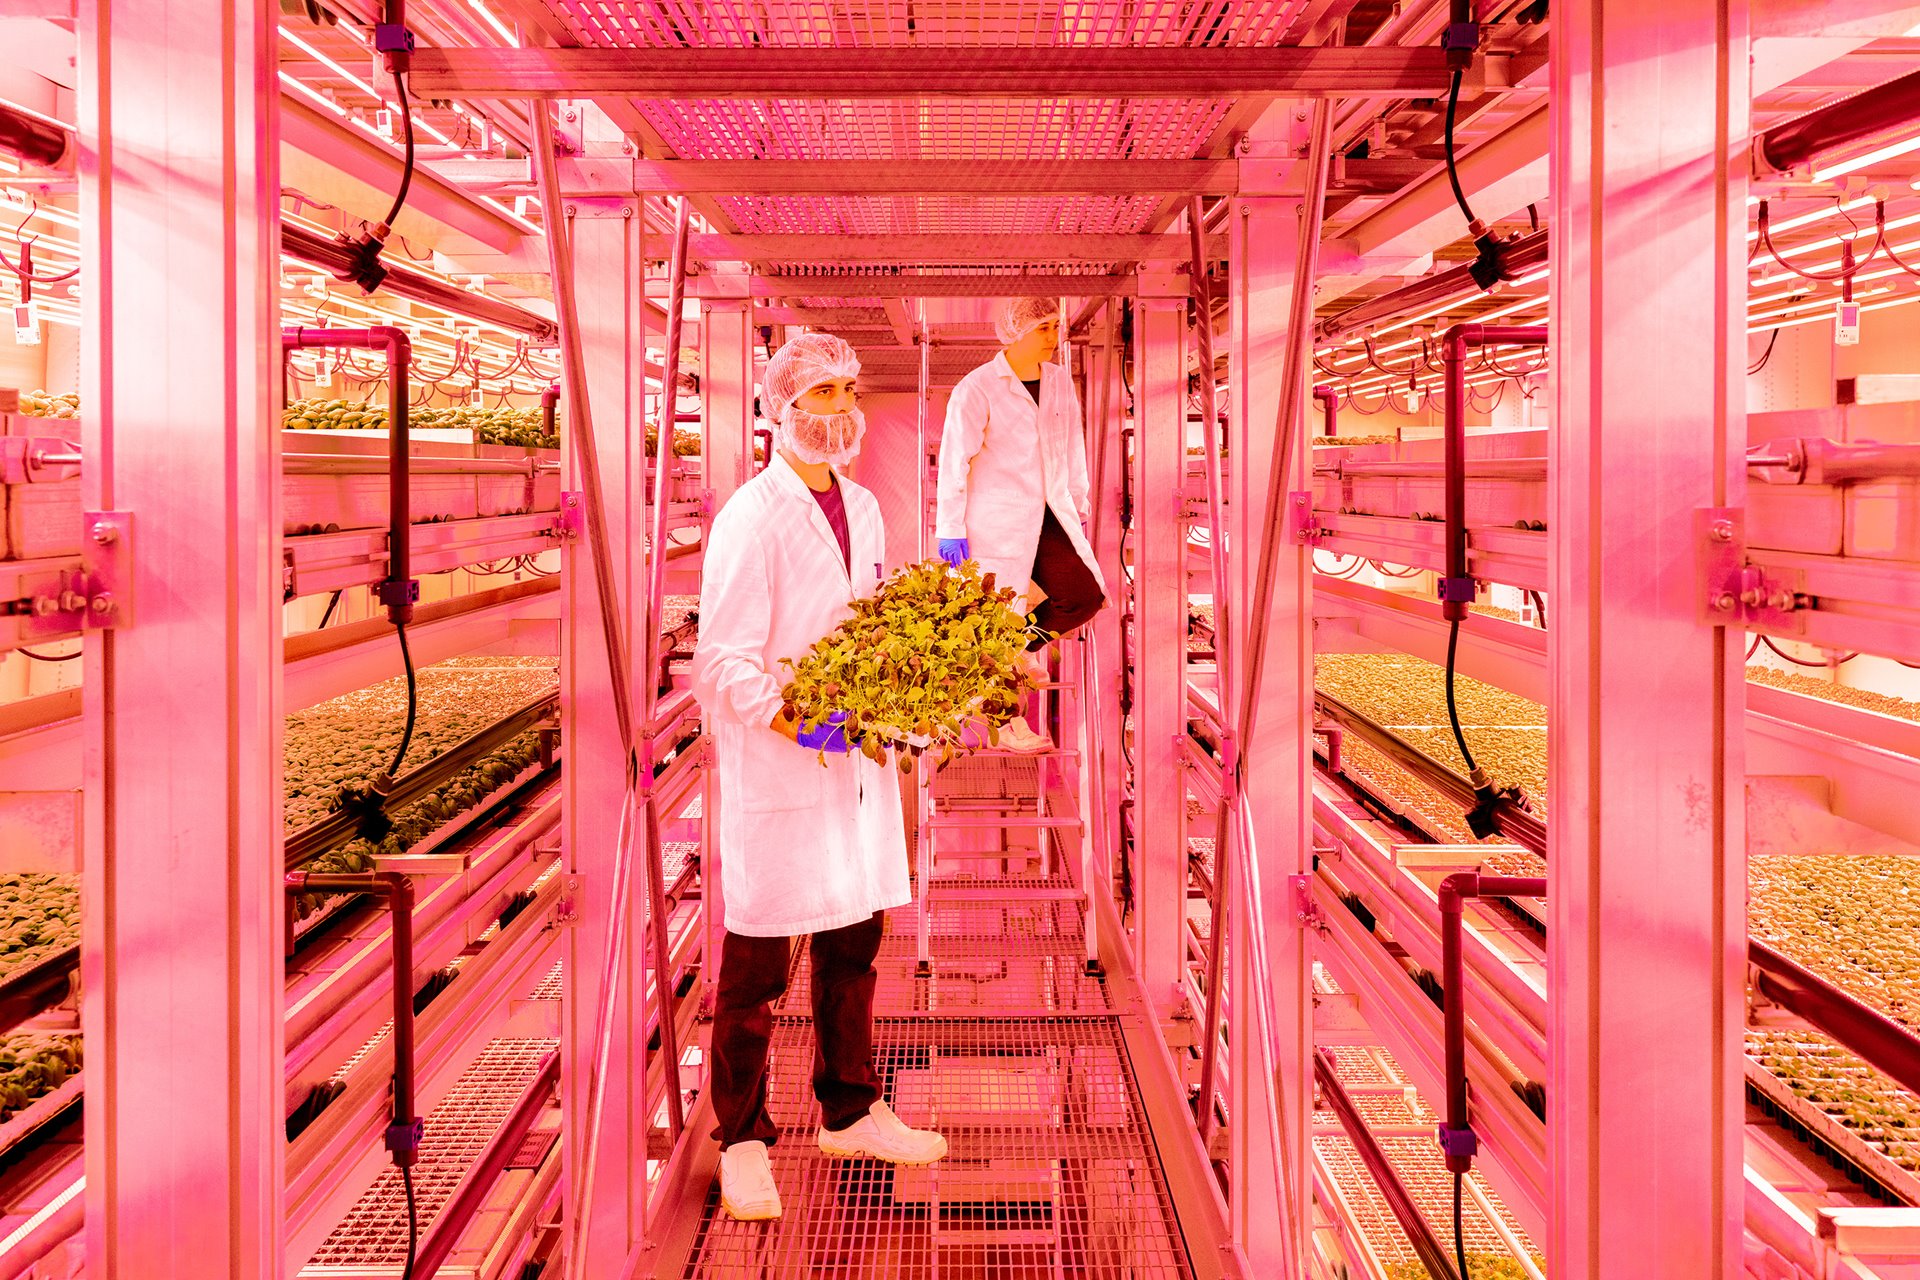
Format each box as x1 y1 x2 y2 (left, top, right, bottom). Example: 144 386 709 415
719 1140 783 1220
998 714 1053 755
1023 649 1052 685
817 1100 949 1165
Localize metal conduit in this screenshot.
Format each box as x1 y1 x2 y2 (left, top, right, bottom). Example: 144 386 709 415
1754 67 1920 176
1213 96 1337 1274
282 223 559 344
529 98 655 1280
1186 195 1238 1149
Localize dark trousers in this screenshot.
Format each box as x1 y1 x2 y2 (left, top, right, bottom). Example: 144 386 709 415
711 911 885 1149
1028 507 1106 650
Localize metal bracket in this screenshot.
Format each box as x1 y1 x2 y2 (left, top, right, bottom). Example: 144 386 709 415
554 491 584 541
556 876 582 926
1289 491 1321 546
0 436 80 485
1699 507 1809 634
1173 489 1202 521
18 512 131 636
700 488 716 517
1288 873 1322 931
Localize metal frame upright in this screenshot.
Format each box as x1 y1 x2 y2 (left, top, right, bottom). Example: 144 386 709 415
538 110 657 1276
1548 1 1748 1276
1222 101 1328 1278
1132 283 1191 1022
76 2 285 1273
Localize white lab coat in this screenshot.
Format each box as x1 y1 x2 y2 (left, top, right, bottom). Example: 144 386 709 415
690 455 911 937
935 352 1104 603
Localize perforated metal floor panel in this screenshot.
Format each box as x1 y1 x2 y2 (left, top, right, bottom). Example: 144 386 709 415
687 758 1194 1278
682 1018 1193 1279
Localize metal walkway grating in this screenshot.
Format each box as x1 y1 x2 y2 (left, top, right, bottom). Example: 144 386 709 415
778 890 1108 1016
682 1018 1194 1279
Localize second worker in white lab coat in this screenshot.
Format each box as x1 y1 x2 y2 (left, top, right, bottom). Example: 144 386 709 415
935 297 1108 752
691 332 947 1225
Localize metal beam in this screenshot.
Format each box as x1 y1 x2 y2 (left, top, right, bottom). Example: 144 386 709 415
78 0 282 1273
1548 0 1747 1276
688 232 1220 265
683 274 1134 299
454 156 1248 195
279 96 527 254
411 46 1456 100
754 306 888 327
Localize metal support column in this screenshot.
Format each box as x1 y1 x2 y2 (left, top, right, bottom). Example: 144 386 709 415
1133 292 1189 1022
558 186 650 1276
77 1 283 1273
701 298 755 508
1081 309 1126 964
1225 106 1318 1277
1549 4 1748 1277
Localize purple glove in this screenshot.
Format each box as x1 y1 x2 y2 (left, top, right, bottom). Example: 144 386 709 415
938 538 971 568
796 711 856 754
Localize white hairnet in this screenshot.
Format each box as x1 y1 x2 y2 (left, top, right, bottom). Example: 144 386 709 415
761 332 861 422
995 297 1062 345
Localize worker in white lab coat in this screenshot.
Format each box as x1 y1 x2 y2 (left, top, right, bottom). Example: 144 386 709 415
935 297 1108 752
691 332 947 1223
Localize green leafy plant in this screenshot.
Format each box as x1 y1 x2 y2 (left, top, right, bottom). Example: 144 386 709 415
780 559 1038 770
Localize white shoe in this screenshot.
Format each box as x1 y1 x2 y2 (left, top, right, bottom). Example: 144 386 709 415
719 1140 783 1220
817 1100 949 1165
998 714 1053 755
1023 649 1052 686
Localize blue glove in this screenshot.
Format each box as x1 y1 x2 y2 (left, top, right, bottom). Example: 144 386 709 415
796 710 856 754
937 538 971 568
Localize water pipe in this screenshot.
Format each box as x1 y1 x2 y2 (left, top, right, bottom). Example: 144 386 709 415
1313 385 1337 437
1437 872 1547 1171
281 224 558 344
1439 324 1547 621
281 326 419 624
285 871 423 1168
1755 68 1920 177
0 99 68 169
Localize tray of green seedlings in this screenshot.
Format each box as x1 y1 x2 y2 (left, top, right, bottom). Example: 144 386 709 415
0 875 79 989
1747 664 1920 724
283 398 560 449
15 390 79 421
1316 653 1550 825
0 1034 83 1157
1747 852 1920 1190
284 659 558 930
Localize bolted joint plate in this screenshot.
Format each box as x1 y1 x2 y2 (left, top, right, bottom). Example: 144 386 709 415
1698 506 1808 635
1290 491 1321 545
19 511 132 638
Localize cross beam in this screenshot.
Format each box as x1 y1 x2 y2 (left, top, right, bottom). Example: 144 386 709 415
675 274 1134 299
462 157 1247 195
411 46 1455 100
691 233 1221 265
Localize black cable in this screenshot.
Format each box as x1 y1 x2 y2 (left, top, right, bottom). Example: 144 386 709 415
401 1163 419 1280
1453 1171 1471 1280
1748 327 1781 375
1443 71 1476 228
318 589 343 630
1444 68 1506 291
389 621 418 779
16 646 79 662
382 69 417 232
1760 634 1857 667
1445 619 1479 774
1526 590 1547 629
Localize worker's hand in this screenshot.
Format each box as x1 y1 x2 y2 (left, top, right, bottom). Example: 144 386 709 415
795 710 858 754
937 538 971 568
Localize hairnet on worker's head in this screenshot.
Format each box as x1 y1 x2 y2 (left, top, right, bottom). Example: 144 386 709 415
761 332 861 422
995 297 1062 346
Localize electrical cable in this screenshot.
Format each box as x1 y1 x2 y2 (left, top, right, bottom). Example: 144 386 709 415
401 1164 419 1280
1453 1171 1471 1280
16 646 79 662
1760 635 1857 667
1746 634 1762 660
389 622 418 780
1527 590 1548 629
318 589 343 629
1748 327 1782 375
1445 618 1479 774
1444 68 1506 290
382 69 417 233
